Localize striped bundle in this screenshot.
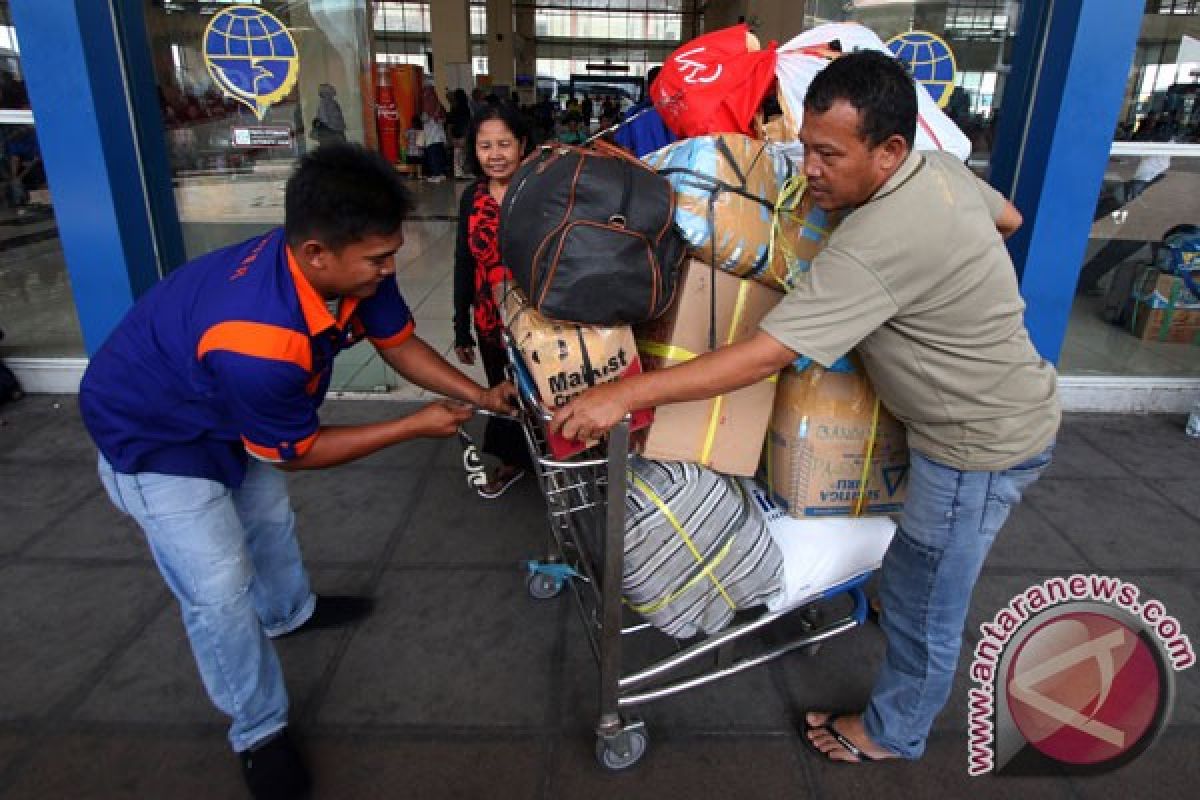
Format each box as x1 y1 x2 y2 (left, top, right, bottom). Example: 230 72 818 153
623 457 784 638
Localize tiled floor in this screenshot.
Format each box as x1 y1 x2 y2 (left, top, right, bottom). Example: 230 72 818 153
0 395 1197 798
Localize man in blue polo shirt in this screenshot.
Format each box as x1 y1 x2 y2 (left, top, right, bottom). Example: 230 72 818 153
80 144 514 800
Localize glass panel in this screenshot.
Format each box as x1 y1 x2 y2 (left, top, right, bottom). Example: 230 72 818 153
803 0 1023 170
1060 3 1200 377
0 0 84 359
144 1 373 259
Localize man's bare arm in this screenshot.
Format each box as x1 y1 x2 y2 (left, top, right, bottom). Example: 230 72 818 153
550 331 797 441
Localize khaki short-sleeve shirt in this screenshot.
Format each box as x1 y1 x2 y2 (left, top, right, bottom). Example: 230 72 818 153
760 150 1060 471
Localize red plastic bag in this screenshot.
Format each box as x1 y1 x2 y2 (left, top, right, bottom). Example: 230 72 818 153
651 24 778 139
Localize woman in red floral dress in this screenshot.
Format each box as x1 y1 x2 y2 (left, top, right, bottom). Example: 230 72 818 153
453 105 534 498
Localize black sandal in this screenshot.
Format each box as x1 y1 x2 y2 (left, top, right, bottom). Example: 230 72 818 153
803 713 877 764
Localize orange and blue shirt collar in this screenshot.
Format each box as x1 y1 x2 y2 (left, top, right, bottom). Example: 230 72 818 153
285 245 361 335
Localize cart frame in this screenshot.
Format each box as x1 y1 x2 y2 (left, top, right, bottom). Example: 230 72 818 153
503 336 872 769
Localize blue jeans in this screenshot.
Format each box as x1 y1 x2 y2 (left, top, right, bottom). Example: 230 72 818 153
863 444 1054 759
97 456 316 752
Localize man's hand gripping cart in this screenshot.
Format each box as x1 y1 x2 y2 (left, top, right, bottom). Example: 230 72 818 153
491 333 886 771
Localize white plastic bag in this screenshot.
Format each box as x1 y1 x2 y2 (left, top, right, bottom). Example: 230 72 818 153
774 23 971 161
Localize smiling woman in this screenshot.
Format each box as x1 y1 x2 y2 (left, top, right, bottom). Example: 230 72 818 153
452 103 534 499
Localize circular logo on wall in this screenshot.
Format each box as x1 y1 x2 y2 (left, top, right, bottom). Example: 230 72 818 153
886 30 956 108
992 602 1174 774
203 5 299 121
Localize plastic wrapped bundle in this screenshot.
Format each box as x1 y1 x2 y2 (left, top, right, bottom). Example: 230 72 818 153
624 457 784 638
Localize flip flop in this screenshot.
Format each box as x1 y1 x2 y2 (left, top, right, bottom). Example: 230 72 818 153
802 712 877 764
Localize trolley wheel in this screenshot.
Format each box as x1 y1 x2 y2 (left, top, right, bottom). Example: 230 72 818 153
527 572 562 600
595 724 648 771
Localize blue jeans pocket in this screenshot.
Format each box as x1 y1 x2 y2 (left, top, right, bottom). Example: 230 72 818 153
981 444 1054 536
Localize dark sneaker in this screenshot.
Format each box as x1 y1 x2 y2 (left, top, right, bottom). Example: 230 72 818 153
477 468 526 500
239 728 311 799
276 595 374 639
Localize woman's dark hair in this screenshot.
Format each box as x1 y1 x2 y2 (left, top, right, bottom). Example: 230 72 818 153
463 103 533 177
804 50 917 149
285 143 413 252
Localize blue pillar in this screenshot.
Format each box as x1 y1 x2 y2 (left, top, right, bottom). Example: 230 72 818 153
989 0 1143 363
10 0 182 355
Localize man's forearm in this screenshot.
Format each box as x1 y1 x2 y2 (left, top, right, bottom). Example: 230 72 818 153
622 332 795 409
280 418 426 471
380 335 483 404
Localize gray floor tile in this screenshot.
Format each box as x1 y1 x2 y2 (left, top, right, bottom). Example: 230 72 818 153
2 732 242 800
0 732 26 780
0 399 98 463
1039 421 1128 480
550 738 809 799
287 466 422 565
1026 478 1200 571
985 500 1093 571
1068 413 1199 479
74 569 372 727
22 489 148 561
0 463 102 556
315 569 559 728
809 731 1075 799
392 466 548 566
1153 478 1200 523
0 563 164 720
309 737 542 800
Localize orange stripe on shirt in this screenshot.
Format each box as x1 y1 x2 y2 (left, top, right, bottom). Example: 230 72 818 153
242 430 318 463
369 319 415 351
197 321 313 372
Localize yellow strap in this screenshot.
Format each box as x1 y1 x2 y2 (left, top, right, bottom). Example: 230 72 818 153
636 340 698 362
852 396 882 517
696 279 751 463
767 174 807 291
629 473 737 612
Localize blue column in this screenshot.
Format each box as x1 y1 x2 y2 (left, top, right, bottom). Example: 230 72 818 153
10 0 182 355
989 0 1143 363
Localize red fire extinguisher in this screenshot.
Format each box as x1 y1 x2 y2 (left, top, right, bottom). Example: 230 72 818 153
376 76 400 163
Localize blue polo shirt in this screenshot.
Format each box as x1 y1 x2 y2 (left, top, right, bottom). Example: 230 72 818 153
80 228 415 487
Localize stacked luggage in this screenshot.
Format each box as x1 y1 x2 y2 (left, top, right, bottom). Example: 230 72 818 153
497 21 971 637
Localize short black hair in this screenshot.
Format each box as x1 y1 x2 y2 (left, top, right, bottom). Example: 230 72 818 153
804 50 917 149
285 143 413 252
463 103 533 177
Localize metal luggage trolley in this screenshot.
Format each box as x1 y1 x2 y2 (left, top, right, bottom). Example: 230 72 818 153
501 336 873 771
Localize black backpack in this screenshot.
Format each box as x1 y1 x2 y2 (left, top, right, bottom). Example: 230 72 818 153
500 140 685 325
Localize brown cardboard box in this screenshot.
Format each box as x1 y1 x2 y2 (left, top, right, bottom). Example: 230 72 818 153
1128 304 1200 344
634 259 783 476
502 289 653 458
765 364 908 517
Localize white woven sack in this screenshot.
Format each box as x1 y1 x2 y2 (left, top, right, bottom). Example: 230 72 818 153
775 22 971 161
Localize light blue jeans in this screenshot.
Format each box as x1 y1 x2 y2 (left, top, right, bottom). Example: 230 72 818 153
98 456 316 752
863 444 1054 759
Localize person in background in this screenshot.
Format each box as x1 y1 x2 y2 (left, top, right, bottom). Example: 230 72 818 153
404 114 424 180
613 66 676 158
313 83 346 147
79 144 515 799
447 88 472 179
422 112 448 183
552 51 1058 767
581 94 593 126
453 105 535 499
557 112 585 145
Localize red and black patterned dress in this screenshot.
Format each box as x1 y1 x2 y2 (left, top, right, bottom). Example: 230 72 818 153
453 179 528 467
454 180 512 349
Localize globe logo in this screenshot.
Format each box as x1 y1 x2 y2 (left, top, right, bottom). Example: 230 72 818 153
203 6 299 121
886 31 956 108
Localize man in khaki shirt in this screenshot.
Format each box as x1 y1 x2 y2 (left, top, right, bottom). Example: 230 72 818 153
552 51 1059 765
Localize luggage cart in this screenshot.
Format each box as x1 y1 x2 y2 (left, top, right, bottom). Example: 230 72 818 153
501 336 874 770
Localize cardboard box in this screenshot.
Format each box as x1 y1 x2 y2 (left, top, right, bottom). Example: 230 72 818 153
1127 269 1200 343
634 259 783 476
502 289 653 458
764 364 908 517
